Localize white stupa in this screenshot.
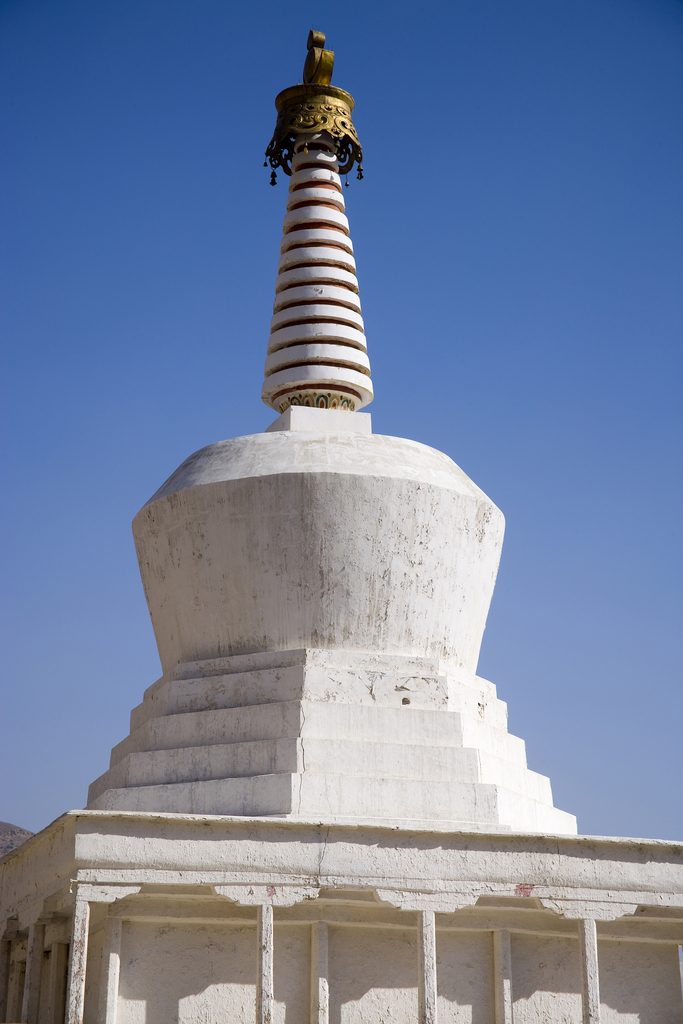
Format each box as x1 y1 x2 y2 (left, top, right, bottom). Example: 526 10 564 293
85 94 575 836
1 32 681 1024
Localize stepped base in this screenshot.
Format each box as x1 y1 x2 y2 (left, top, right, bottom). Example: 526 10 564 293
87 650 577 834
88 771 577 833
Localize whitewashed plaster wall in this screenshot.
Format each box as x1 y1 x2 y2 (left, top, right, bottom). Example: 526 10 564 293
72 912 682 1024
510 935 581 1022
2 799 682 1024
597 940 683 1022
115 922 257 1024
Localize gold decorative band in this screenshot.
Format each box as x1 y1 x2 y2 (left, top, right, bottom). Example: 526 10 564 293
265 84 363 178
272 385 361 413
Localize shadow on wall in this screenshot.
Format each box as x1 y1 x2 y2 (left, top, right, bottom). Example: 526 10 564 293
115 921 501 1024
111 919 683 1024
117 922 257 1024
597 940 683 1023
437 930 496 1024
116 921 314 1024
328 926 497 1024
327 925 418 1024
510 935 582 1021
510 934 683 1023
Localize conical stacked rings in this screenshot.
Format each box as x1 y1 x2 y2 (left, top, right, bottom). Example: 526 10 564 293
261 134 373 412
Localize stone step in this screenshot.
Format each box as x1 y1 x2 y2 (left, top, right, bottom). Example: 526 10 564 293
495 789 578 835
111 701 303 766
110 701 528 771
89 738 551 806
92 738 300 803
87 771 576 834
129 660 508 732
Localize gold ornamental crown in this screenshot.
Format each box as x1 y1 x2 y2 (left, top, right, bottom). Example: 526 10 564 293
265 31 363 179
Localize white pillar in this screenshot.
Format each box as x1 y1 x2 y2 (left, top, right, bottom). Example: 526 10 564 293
0 939 11 1023
65 897 90 1024
256 905 274 1024
493 930 513 1024
47 942 69 1024
417 910 437 1024
21 922 45 1023
579 919 601 1024
310 922 329 1024
5 942 25 1023
99 917 122 1024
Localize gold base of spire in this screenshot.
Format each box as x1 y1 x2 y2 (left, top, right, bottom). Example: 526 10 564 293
265 33 363 178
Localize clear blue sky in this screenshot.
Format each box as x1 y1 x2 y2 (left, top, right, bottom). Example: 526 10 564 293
1 0 681 840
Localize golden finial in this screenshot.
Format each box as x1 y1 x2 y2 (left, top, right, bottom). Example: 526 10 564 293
265 31 363 179
303 30 334 86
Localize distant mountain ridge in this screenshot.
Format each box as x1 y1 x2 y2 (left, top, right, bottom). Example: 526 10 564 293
0 820 34 857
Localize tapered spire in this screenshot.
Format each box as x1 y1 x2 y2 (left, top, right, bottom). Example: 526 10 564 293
262 33 372 413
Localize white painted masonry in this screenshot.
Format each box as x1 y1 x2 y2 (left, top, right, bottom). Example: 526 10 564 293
83 412 576 834
64 898 88 1024
310 921 328 1024
580 918 601 1023
418 910 437 1024
256 904 273 1024
493 929 513 1024
1 813 682 1023
2 46 682 1024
